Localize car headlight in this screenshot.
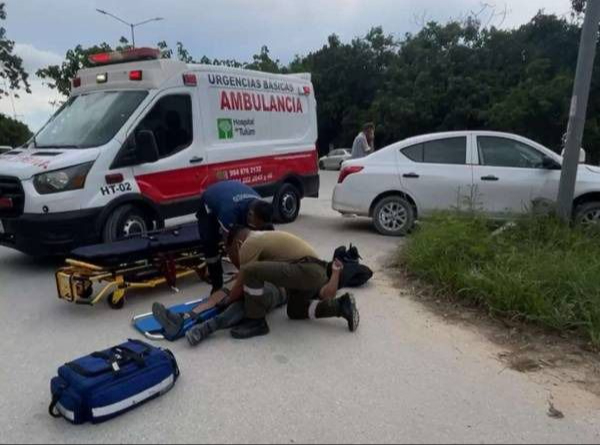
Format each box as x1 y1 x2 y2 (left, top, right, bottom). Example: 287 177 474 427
33 162 94 195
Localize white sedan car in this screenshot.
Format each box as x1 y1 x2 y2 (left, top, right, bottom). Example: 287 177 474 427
320 149 352 170
333 131 600 236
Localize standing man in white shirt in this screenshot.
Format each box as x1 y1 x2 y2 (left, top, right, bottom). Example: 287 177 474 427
351 123 375 159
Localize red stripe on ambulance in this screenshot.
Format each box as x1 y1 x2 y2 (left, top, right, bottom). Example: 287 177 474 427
135 150 318 203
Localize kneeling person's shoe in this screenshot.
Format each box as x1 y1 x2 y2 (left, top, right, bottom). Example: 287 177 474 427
152 303 184 339
231 318 270 340
339 294 360 332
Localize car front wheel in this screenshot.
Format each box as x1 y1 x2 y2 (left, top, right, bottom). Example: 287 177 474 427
575 201 600 226
372 196 415 236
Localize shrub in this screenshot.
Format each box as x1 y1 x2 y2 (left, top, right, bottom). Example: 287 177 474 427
402 213 600 343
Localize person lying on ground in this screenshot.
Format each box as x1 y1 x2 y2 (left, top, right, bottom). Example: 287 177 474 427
225 228 359 339
152 234 347 340
197 180 274 293
183 283 285 347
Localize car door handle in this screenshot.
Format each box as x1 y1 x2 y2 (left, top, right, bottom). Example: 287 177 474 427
190 157 204 164
403 173 420 179
481 175 499 181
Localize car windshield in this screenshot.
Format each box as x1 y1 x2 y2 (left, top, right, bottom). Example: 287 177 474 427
33 91 148 149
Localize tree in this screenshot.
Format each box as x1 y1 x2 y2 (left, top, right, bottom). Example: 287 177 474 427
291 29 397 152
35 14 600 163
0 3 30 99
572 0 586 14
0 114 31 147
37 43 112 97
245 46 282 73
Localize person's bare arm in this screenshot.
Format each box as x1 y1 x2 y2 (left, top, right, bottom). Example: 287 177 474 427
227 274 245 302
191 289 230 315
319 259 343 300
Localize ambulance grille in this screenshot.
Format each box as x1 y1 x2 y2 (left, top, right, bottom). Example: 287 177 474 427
0 176 24 218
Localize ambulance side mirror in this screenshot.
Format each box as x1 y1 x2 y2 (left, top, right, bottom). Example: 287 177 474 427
136 130 160 164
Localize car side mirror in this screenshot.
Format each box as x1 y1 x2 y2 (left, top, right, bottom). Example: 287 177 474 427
135 130 160 164
542 156 561 170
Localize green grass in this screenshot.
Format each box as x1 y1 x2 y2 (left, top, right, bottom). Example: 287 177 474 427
401 213 600 344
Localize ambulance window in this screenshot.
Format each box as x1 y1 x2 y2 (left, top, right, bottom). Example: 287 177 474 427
136 95 193 158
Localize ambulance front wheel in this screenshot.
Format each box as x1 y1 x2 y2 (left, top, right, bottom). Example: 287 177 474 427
274 183 301 224
102 204 155 243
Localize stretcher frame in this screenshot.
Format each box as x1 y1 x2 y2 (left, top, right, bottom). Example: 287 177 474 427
55 250 208 309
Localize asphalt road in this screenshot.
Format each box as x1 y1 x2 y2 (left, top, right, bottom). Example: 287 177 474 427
1 171 599 444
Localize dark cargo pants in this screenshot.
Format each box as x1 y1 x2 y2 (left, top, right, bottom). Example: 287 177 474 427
241 259 339 320
196 201 224 291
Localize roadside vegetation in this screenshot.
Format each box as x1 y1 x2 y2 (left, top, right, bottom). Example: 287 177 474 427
35 3 598 160
401 213 600 344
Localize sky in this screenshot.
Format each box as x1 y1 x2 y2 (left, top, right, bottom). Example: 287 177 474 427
1 0 573 133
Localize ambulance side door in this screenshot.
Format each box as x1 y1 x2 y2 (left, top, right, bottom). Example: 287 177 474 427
130 88 207 209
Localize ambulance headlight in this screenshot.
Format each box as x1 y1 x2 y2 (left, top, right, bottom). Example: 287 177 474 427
33 162 94 195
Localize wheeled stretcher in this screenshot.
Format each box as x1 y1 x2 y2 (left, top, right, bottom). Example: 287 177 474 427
56 224 210 309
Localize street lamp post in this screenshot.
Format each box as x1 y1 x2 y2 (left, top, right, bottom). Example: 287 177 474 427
96 9 164 48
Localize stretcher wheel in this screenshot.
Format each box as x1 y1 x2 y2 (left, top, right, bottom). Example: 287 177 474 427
81 286 93 300
107 292 126 310
75 281 93 300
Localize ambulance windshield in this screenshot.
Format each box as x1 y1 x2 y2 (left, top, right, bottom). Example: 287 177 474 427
33 90 148 149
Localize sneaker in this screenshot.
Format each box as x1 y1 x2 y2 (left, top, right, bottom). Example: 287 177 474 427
339 294 360 332
186 321 215 347
230 318 270 340
152 303 184 339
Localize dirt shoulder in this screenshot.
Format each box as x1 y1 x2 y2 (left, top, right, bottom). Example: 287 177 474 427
383 259 600 418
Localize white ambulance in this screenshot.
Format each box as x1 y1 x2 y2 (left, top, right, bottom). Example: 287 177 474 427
0 48 319 256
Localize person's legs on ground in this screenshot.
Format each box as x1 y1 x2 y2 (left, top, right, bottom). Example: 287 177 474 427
187 283 286 346
280 261 360 332
232 261 326 339
152 302 186 339
186 301 244 346
197 205 224 292
287 292 360 332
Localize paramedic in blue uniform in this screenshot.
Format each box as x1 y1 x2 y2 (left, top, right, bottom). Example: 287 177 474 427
198 180 274 293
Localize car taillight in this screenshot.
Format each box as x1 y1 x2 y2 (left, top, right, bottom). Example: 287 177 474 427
72 77 81 88
338 166 364 184
129 70 143 81
0 198 13 209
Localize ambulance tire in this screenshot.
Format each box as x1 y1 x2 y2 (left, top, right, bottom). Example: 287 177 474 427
102 204 152 243
274 183 301 224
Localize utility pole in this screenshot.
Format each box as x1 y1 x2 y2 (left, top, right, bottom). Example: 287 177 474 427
557 0 600 221
96 9 164 48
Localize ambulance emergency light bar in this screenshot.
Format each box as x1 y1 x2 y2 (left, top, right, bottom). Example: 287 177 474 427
88 48 161 66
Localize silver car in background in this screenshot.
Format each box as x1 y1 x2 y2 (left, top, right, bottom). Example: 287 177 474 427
319 148 352 170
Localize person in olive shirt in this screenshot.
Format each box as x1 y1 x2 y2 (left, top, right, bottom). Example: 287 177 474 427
152 228 355 342
227 228 360 339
